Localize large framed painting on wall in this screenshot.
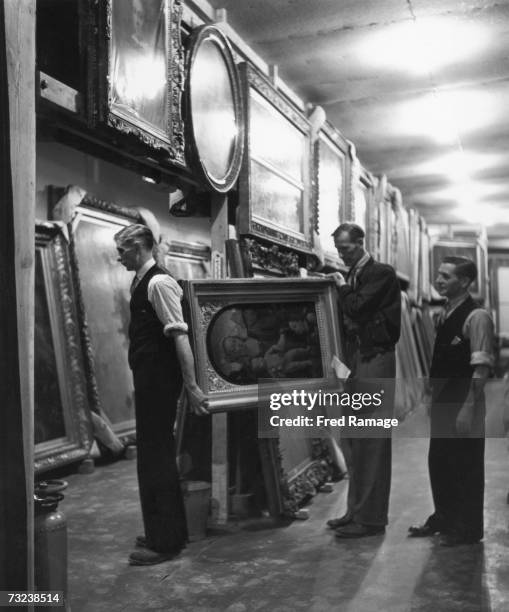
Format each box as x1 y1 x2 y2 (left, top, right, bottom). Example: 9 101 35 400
35 224 93 473
70 194 143 436
184 25 244 192
315 122 350 266
183 278 342 413
85 0 186 165
238 63 314 254
431 240 486 301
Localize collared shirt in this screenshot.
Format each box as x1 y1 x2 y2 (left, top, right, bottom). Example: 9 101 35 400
134 258 188 337
440 294 494 368
346 251 371 289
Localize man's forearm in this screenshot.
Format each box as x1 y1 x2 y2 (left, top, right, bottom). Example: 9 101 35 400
463 365 490 410
173 332 201 391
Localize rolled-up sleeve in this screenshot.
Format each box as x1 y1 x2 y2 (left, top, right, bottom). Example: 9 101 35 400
463 309 494 368
147 274 188 336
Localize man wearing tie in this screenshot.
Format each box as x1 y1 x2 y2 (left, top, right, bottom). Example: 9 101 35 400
408 256 493 546
327 223 401 537
115 224 208 565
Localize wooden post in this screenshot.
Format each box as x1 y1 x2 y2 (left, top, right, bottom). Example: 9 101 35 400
0 0 35 591
210 193 229 523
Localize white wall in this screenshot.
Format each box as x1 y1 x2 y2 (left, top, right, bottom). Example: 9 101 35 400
36 141 211 246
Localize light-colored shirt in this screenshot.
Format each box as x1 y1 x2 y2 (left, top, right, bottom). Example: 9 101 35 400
134 258 188 337
441 294 494 368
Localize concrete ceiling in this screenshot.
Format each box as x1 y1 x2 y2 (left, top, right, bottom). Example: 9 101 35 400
208 0 509 237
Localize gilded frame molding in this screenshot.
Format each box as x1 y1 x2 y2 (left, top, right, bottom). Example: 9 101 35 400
183 277 342 413
35 223 93 473
86 0 186 165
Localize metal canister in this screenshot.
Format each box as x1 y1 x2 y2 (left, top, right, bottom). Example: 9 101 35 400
34 480 68 610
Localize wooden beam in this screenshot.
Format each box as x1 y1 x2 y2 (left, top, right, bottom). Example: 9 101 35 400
0 0 35 591
210 193 229 523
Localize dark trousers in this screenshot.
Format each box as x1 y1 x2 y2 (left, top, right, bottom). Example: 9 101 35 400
342 350 395 526
133 353 187 553
427 436 485 540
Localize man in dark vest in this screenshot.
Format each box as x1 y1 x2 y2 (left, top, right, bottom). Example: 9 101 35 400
114 224 208 565
327 223 401 537
409 256 493 546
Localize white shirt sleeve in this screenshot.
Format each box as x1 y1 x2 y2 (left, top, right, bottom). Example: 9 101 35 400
147 274 188 336
463 308 494 368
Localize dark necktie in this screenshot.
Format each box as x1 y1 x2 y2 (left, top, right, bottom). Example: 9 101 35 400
130 275 140 295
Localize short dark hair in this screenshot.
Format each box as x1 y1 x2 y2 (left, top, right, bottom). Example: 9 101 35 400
114 224 155 251
442 256 477 283
331 223 365 241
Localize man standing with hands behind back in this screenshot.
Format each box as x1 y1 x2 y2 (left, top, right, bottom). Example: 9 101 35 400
115 224 208 565
327 223 401 538
408 256 493 546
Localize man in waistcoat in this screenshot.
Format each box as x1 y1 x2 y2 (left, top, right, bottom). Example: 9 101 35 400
409 256 493 546
114 224 208 565
327 223 401 537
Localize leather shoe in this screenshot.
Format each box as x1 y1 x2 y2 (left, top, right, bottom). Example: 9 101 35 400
408 523 439 538
439 533 481 547
335 523 385 538
326 513 353 529
128 548 179 566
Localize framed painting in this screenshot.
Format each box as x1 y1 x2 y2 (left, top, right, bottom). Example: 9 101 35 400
419 219 431 301
35 223 93 473
86 0 186 165
393 195 411 281
408 209 421 302
431 240 486 301
238 63 314 254
184 25 244 192
183 278 343 413
315 122 350 267
159 239 210 280
70 194 143 436
351 167 376 256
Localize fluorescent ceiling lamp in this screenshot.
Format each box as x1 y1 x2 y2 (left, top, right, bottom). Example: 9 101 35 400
355 17 489 75
437 180 506 203
411 151 501 181
393 90 496 143
453 202 506 226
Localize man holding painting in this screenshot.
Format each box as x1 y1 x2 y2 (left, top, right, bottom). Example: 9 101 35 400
115 224 208 565
327 222 401 538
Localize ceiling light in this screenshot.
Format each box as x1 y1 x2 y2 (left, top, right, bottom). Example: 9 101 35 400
411 152 501 181
438 180 506 203
355 17 489 75
393 90 496 143
453 202 507 226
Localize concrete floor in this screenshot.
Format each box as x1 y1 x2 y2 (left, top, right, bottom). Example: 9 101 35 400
62 382 509 612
